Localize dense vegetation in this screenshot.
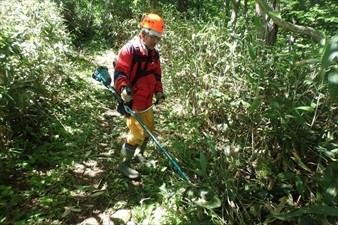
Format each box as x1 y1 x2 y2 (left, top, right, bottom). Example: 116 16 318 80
1 0 338 224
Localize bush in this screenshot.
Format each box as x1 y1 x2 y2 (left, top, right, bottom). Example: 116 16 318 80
0 0 73 155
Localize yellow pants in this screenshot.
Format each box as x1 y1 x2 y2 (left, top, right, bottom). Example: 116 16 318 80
126 109 154 146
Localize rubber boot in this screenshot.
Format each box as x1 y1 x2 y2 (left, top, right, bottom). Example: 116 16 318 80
117 143 140 179
135 137 151 166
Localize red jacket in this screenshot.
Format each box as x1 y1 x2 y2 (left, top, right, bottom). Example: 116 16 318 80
114 35 163 110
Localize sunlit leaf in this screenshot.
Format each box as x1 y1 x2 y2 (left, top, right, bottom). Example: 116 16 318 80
322 166 334 189
276 196 288 213
64 206 82 212
324 180 338 204
316 191 323 202
88 191 104 197
241 100 250 108
319 148 338 158
295 58 321 67
327 65 338 100
292 106 314 112
269 11 281 18
321 33 338 69
291 157 311 172
62 210 71 218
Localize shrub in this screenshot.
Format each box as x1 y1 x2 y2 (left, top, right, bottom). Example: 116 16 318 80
0 0 73 156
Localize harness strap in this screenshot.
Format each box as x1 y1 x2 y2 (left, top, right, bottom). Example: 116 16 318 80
129 46 158 86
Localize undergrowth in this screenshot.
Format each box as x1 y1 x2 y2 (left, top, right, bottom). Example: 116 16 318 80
1 0 338 224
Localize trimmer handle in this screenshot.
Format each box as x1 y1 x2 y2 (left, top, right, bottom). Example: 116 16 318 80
125 84 133 96
154 95 166 105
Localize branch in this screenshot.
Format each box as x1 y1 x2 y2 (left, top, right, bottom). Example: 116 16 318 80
257 0 324 43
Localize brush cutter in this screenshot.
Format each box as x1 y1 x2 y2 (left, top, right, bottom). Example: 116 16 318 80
92 66 221 209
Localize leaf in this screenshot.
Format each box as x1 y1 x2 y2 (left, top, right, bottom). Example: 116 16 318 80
299 215 317 225
322 166 334 189
327 65 338 100
241 100 250 108
200 152 207 174
88 191 104 197
195 169 206 177
269 11 281 19
246 74 256 84
249 96 264 114
248 43 256 60
291 157 311 172
253 16 261 29
276 172 295 181
308 205 338 216
64 206 81 212
324 180 338 204
295 176 304 196
274 208 306 220
290 110 308 126
268 97 281 110
276 196 288 213
295 58 321 67
321 33 338 69
292 106 314 112
330 148 338 154
62 210 71 218
320 148 338 158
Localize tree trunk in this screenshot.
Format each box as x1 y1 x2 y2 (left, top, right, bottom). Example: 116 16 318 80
224 0 231 26
255 0 278 46
177 0 188 12
244 0 249 25
230 0 240 27
257 0 323 43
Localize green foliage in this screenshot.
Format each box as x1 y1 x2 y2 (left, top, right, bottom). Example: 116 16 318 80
158 5 338 223
321 33 338 100
54 0 169 48
1 0 338 224
0 0 74 155
296 33 338 100
281 0 338 36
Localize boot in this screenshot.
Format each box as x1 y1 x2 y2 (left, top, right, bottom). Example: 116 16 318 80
117 143 140 179
135 137 151 166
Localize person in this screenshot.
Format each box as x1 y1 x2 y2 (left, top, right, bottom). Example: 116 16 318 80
114 13 165 179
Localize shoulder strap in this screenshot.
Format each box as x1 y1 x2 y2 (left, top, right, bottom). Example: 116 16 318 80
129 45 159 86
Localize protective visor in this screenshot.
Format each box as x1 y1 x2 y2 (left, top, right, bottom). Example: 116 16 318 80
144 29 162 38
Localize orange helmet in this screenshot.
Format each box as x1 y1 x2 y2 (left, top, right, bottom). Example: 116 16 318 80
140 13 164 35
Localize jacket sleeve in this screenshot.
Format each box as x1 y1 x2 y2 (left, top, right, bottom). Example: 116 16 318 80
114 43 134 93
154 56 163 94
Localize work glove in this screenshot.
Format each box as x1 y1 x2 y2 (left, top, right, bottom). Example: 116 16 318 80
121 86 133 102
155 92 165 105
